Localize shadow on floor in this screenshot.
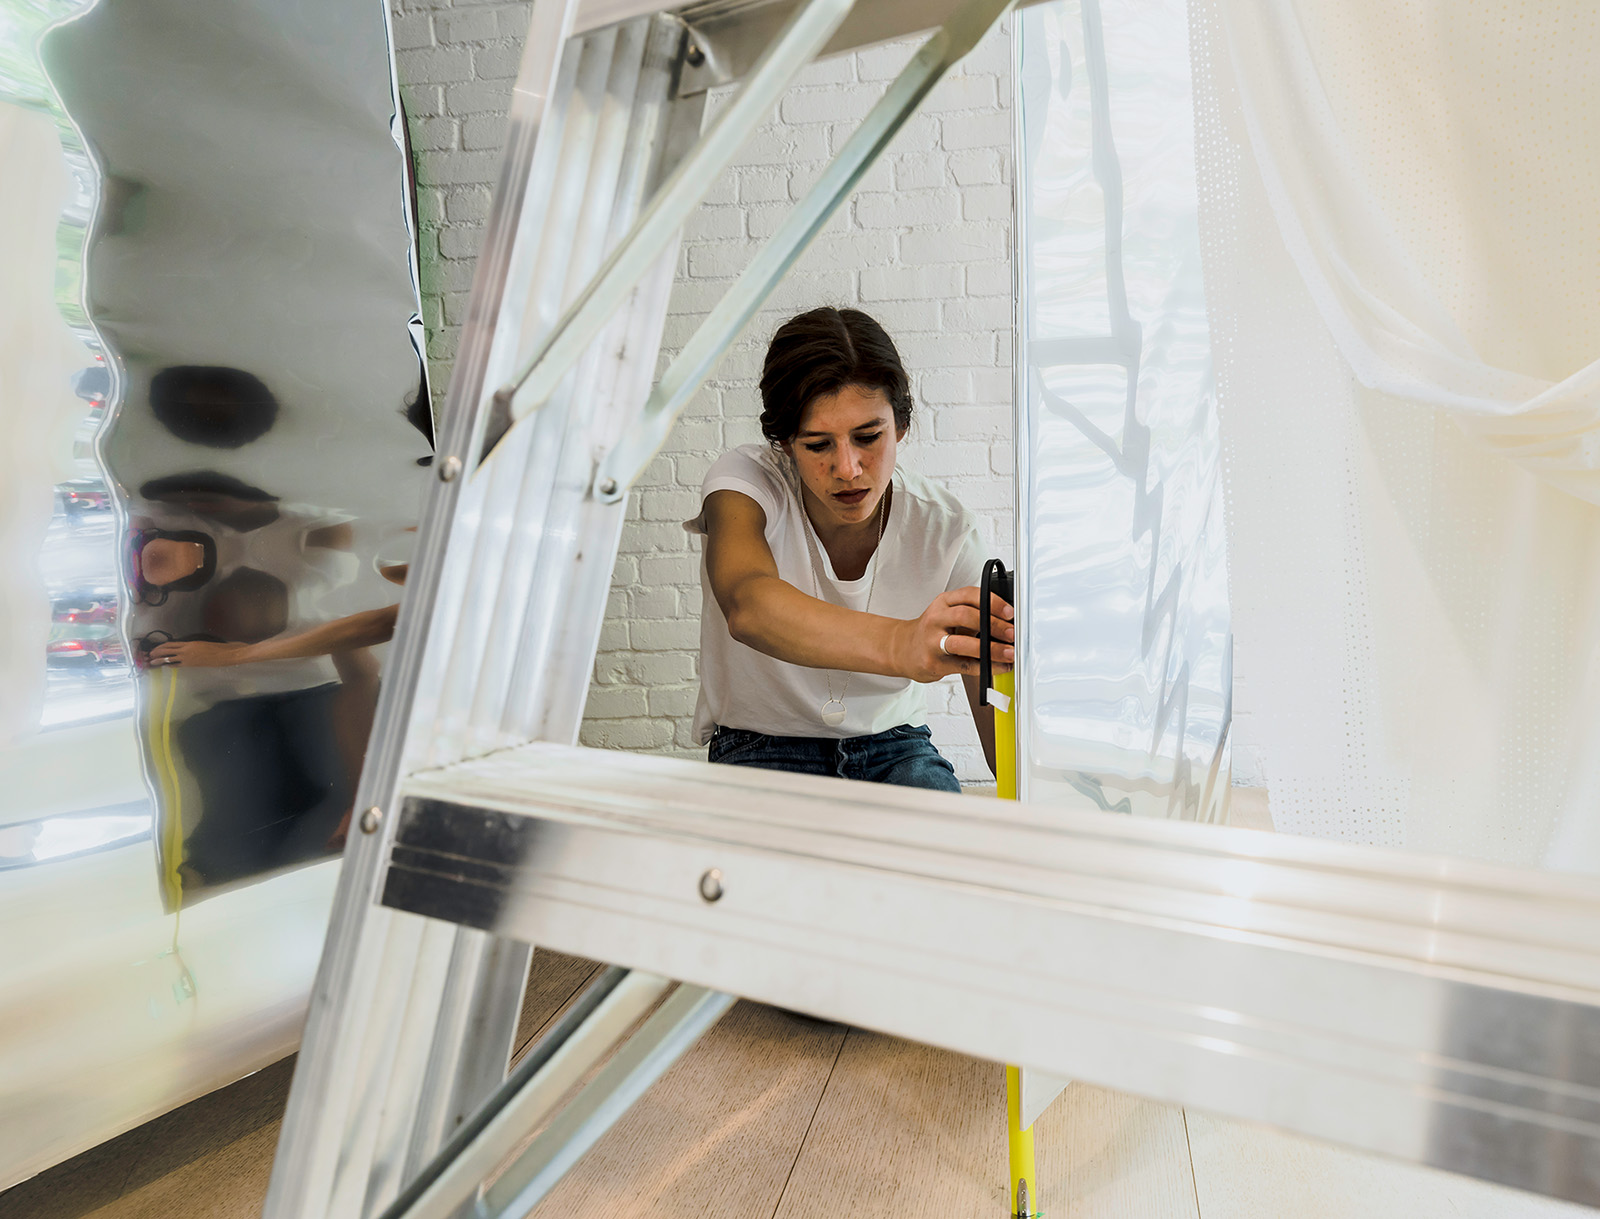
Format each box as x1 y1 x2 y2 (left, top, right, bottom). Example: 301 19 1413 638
0 1056 295 1219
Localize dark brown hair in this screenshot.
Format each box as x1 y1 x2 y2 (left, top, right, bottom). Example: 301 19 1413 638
758 307 913 446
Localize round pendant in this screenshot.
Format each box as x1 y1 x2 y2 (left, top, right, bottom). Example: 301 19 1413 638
820 699 847 727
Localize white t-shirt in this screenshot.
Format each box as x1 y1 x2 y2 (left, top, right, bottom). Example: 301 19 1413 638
687 444 986 743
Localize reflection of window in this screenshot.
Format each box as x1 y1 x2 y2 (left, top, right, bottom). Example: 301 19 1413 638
42 476 134 728
0 803 151 870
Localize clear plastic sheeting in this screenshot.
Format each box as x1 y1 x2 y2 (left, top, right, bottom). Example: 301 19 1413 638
1013 0 1231 820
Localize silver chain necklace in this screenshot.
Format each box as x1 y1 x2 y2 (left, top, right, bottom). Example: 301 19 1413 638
803 483 888 727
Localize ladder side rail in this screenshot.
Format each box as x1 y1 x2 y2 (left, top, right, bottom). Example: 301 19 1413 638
351 24 692 1215
400 930 537 1186
441 26 640 761
345 28 622 1214
352 918 473 1217
352 6 855 1203
262 3 585 1212
396 33 703 1198
476 986 737 1219
381 970 669 1219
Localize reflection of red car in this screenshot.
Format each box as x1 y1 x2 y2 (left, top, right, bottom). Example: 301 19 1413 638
52 598 118 626
46 637 126 668
57 481 112 519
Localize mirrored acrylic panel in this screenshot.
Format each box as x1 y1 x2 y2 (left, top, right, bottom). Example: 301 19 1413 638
0 0 427 1186
1013 0 1231 821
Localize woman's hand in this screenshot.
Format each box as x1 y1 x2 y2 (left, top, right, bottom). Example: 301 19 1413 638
147 639 254 668
893 587 1014 683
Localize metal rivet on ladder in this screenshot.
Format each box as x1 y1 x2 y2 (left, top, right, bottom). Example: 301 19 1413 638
698 868 723 903
685 40 705 67
597 476 619 498
437 455 462 482
359 806 383 834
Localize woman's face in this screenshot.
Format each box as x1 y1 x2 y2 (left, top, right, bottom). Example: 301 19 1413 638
782 383 904 530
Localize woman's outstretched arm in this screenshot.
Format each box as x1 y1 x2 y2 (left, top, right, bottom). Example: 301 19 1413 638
704 489 1013 683
147 604 399 668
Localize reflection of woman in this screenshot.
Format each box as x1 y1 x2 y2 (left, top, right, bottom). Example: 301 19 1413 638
691 308 1013 791
135 504 392 874
148 556 404 858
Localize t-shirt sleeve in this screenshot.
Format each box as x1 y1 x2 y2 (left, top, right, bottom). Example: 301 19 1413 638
683 447 784 537
946 518 988 593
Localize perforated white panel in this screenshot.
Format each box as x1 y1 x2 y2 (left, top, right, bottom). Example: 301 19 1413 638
1194 0 1600 869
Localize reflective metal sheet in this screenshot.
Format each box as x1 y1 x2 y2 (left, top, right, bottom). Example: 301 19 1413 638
1013 0 1231 820
0 0 427 1186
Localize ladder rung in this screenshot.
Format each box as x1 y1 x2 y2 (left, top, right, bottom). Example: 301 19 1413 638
381 743 1600 1169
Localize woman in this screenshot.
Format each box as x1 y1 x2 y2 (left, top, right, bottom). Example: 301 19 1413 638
690 306 1014 791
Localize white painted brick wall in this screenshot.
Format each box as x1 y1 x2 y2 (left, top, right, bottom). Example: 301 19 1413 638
392 2 1016 782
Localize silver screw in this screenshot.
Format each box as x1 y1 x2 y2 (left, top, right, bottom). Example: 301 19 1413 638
438 455 462 482
698 868 723 903
598 477 619 498
359 806 383 834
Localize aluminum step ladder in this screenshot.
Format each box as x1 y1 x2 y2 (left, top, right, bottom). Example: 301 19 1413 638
261 2 1022 1215
256 0 1600 1212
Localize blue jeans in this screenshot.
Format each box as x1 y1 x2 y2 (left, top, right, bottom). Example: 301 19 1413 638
708 723 961 792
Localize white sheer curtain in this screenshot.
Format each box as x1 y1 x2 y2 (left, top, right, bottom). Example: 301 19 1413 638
1202 0 1600 869
1220 0 1600 504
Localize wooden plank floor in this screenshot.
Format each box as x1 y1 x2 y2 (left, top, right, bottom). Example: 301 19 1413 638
531 1003 848 1218
4 946 1593 1219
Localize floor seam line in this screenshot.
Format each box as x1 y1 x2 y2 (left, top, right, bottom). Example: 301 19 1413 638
1181 1108 1204 1218
767 1026 850 1219
514 965 600 1062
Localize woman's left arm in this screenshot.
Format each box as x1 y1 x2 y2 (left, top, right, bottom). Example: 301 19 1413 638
962 674 997 777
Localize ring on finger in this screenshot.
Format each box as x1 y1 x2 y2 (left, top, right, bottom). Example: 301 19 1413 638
938 633 951 656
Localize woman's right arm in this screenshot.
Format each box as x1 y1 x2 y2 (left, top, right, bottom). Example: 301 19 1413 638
147 604 399 667
703 489 1012 682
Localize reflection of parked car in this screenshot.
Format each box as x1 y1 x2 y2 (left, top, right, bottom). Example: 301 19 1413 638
71 362 110 403
46 637 126 669
55 480 113 523
52 594 118 626
47 622 126 670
